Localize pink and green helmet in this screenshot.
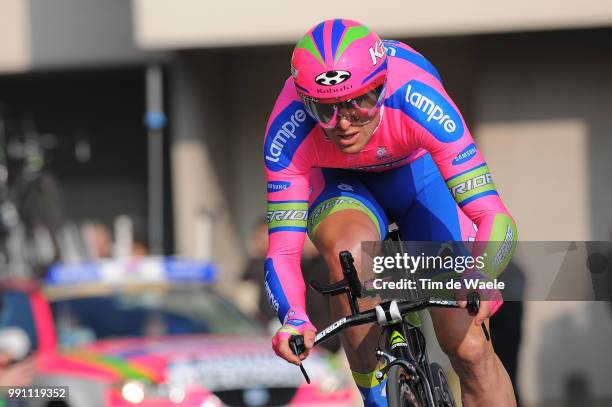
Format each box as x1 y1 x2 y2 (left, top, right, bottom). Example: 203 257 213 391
291 18 388 103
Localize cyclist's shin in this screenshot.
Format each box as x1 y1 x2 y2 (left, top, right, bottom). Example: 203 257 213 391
352 370 387 407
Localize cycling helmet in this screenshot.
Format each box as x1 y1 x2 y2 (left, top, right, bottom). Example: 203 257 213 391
291 18 387 127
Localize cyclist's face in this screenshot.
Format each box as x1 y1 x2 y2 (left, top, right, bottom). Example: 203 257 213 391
323 109 381 154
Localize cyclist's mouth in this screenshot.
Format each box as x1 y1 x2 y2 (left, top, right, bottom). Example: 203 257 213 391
335 131 359 146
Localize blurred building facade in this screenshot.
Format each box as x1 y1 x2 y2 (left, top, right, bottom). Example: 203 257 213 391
1 0 612 405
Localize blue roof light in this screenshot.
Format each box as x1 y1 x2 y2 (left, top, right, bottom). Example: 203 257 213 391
45 257 217 286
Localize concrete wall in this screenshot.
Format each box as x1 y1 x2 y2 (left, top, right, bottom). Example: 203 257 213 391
472 29 612 405
169 46 294 270
0 0 166 73
132 0 612 49
474 29 612 241
169 53 245 284
28 0 152 69
0 0 30 72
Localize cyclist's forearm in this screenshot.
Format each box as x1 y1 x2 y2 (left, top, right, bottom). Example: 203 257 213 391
465 208 518 280
265 190 310 323
265 241 308 323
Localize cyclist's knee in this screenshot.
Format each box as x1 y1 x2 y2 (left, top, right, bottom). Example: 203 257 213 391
312 209 379 261
442 332 494 375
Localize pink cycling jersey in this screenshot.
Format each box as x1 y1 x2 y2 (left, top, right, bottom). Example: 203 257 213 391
263 40 517 323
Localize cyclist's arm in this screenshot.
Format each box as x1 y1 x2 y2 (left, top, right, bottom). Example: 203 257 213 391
263 91 318 324
396 74 518 279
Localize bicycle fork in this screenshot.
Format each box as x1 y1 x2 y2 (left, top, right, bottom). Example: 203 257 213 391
375 321 438 407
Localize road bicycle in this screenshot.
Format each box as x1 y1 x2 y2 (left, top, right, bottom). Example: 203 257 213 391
290 249 488 407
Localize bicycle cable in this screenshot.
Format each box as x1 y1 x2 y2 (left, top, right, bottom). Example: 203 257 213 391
416 326 427 365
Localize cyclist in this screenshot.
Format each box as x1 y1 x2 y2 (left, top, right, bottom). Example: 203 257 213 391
264 19 517 406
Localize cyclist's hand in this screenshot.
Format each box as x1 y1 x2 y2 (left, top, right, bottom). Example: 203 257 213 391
271 311 316 366
457 286 503 326
458 297 500 326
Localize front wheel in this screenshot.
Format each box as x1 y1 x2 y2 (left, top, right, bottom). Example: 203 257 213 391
430 363 457 407
386 365 427 407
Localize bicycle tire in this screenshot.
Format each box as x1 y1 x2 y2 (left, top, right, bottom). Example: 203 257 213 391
386 365 427 407
430 363 456 407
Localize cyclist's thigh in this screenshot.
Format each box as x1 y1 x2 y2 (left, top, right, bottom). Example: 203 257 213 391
388 155 488 354
308 168 388 247
394 153 476 241
308 168 385 372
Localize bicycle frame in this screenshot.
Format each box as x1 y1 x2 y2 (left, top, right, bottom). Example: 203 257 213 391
309 294 460 406
384 227 435 404
379 319 437 406
294 249 484 406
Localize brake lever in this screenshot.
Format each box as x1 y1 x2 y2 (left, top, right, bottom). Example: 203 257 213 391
466 292 490 342
480 322 490 341
289 335 310 384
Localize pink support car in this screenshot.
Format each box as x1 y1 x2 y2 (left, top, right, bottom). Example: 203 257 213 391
0 258 355 406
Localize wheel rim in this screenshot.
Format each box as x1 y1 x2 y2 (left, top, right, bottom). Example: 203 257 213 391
398 373 424 407
437 370 455 407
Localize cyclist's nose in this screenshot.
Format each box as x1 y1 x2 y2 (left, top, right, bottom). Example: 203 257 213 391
336 116 352 131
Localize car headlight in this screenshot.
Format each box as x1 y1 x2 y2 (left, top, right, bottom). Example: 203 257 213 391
121 380 146 404
201 394 223 407
119 380 187 404
168 386 186 404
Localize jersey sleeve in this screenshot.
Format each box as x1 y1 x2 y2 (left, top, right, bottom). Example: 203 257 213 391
263 81 318 323
390 72 518 279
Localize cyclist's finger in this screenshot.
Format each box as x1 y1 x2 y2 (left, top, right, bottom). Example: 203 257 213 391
303 330 316 349
475 301 491 326
278 339 302 365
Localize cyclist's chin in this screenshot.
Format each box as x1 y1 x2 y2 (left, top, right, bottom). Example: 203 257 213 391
337 142 364 154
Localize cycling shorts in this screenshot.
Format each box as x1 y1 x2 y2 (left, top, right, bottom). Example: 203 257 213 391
307 153 477 242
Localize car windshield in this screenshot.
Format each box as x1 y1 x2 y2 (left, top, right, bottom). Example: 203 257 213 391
49 286 263 349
